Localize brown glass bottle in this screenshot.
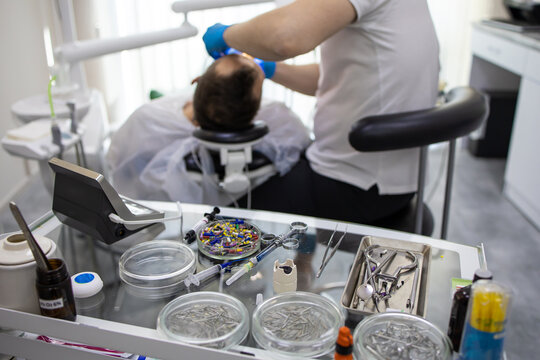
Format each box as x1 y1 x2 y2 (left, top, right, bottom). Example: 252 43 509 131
447 268 492 352
35 258 77 321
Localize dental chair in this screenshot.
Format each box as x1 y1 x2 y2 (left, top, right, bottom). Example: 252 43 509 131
349 87 488 238
184 120 276 195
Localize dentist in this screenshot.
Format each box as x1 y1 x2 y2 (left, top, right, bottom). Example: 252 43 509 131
203 0 440 223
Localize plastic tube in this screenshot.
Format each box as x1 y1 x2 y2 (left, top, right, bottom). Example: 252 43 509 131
226 263 252 286
48 76 56 118
184 258 241 287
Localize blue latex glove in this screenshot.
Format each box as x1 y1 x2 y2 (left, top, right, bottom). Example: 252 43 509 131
254 58 276 79
203 23 230 59
225 48 276 79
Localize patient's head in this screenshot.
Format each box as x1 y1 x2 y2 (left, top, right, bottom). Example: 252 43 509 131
193 54 264 131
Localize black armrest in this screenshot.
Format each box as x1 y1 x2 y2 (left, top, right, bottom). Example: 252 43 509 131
193 120 269 144
349 87 488 152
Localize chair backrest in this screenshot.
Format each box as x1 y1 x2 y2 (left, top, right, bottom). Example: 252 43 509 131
348 86 488 238
187 120 274 194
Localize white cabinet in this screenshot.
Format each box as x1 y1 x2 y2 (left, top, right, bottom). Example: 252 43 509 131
470 24 540 229
471 27 527 75
504 78 540 227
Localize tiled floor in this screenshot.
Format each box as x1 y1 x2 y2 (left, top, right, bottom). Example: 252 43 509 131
1 144 538 359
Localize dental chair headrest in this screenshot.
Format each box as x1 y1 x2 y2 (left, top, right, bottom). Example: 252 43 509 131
193 120 269 144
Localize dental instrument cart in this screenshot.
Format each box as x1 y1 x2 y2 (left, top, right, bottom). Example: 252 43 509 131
0 203 488 360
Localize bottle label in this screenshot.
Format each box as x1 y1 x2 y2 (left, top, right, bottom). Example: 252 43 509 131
39 297 64 310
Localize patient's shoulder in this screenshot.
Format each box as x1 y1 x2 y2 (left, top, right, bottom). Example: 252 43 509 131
144 93 193 114
256 99 304 127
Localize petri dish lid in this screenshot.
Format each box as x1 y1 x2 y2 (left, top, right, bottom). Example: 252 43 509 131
119 240 196 299
157 291 249 350
252 291 344 358
352 312 452 360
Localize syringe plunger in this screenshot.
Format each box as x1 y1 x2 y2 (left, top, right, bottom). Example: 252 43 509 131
184 264 221 287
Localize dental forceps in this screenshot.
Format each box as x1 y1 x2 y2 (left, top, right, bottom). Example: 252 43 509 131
316 224 348 278
375 250 418 292
361 246 398 311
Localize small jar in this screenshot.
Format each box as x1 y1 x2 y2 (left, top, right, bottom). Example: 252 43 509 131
36 258 76 321
71 272 105 317
0 233 58 314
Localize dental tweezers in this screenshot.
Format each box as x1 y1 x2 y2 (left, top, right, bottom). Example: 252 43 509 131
316 224 348 278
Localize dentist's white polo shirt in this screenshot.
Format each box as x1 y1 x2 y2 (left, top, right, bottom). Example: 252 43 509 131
306 0 440 194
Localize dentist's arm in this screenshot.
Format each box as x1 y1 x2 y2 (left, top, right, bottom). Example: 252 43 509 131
209 0 357 61
272 63 320 96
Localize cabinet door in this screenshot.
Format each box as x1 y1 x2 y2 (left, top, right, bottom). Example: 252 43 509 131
504 77 540 228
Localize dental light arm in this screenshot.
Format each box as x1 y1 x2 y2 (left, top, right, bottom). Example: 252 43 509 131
53 0 199 94
54 24 198 64
56 0 274 65
171 0 273 14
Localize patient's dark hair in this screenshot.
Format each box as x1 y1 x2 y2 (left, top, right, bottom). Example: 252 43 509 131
193 55 261 131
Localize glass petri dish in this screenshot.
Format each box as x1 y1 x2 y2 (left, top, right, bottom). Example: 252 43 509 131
197 219 261 260
352 312 452 360
119 240 196 299
252 291 344 358
157 291 249 350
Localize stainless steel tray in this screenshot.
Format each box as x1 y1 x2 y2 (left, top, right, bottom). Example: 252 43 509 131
340 235 431 318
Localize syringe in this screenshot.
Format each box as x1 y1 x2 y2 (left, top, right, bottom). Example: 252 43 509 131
184 259 240 287
225 222 307 286
184 207 220 244
184 265 220 288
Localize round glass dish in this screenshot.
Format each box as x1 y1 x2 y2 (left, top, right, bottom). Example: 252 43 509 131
119 240 196 299
252 291 344 358
353 312 452 360
157 291 249 350
197 219 261 260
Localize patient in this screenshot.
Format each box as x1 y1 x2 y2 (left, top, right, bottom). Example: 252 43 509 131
107 54 311 205
192 53 264 131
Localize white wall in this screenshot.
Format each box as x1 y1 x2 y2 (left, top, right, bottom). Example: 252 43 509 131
0 0 51 206
428 0 508 89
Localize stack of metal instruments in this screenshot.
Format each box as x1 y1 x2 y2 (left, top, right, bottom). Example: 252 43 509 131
341 236 431 316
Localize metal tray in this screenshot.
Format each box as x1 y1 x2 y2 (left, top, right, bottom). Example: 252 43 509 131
340 235 431 318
